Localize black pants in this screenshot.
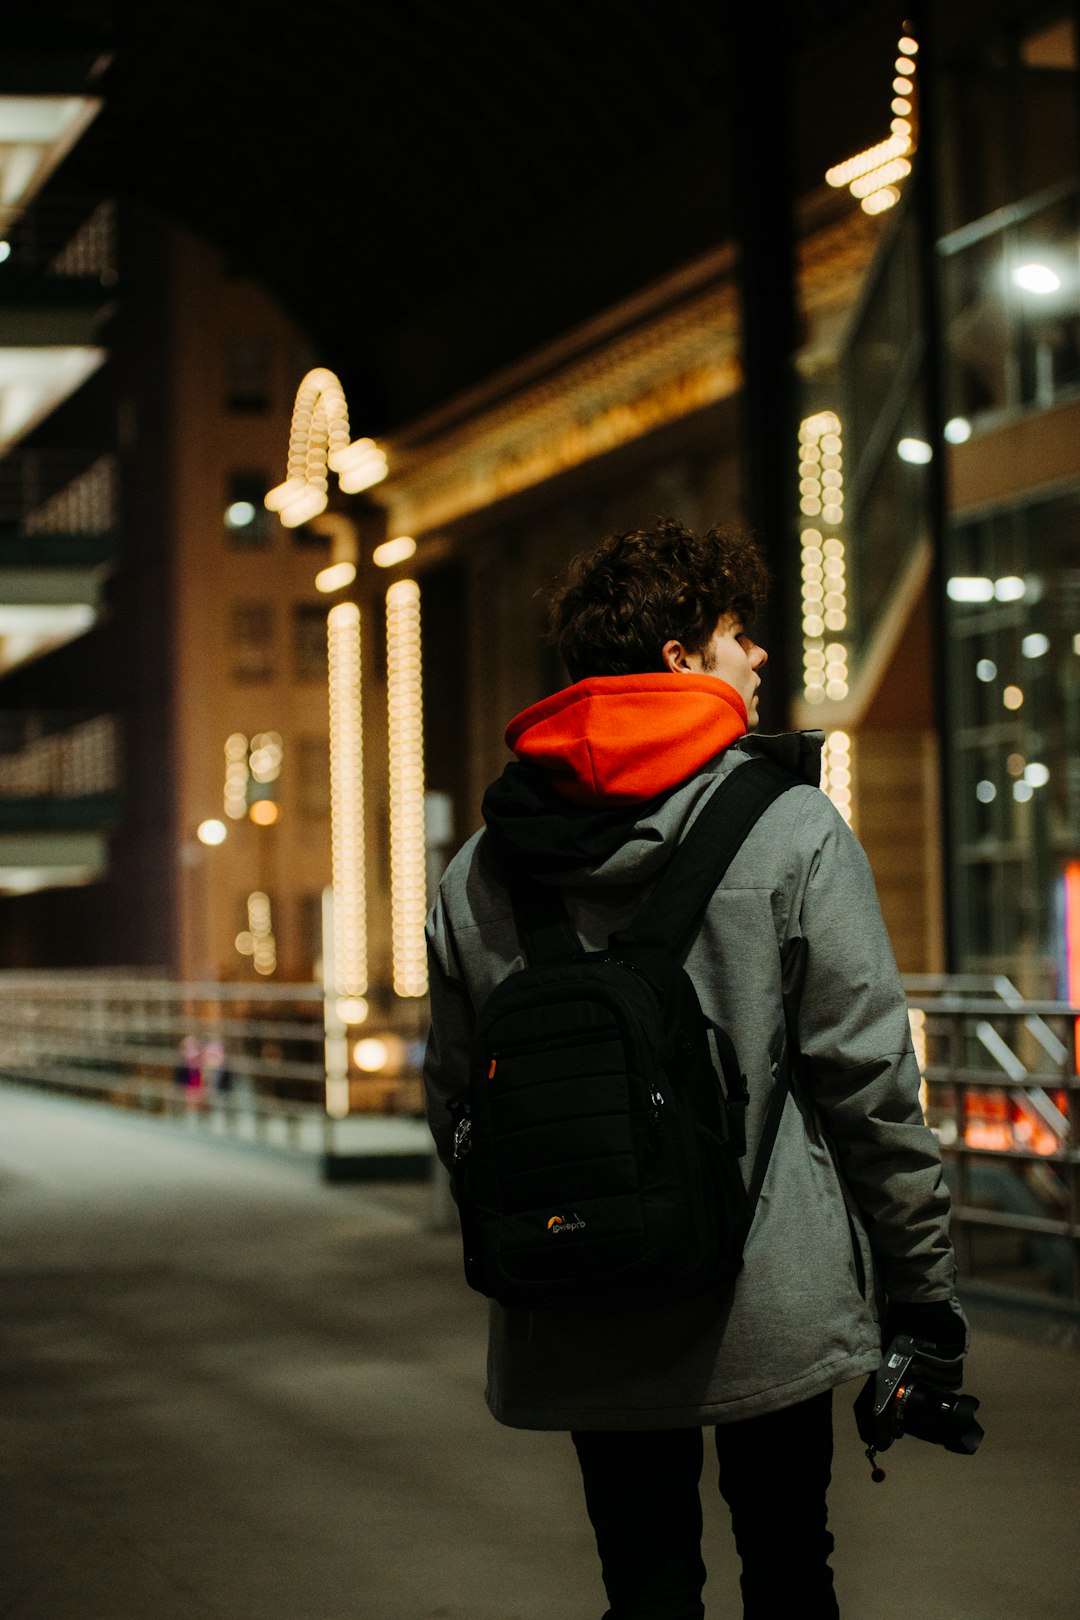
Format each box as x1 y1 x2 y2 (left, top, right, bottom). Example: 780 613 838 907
572 1390 839 1620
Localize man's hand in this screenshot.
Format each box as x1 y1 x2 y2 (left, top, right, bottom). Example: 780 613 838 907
883 1297 969 1389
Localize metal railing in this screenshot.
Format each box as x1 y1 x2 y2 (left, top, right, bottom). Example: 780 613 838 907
0 714 119 799
0 975 428 1165
2 197 117 284
904 975 1079 1314
0 971 1075 1307
0 451 116 533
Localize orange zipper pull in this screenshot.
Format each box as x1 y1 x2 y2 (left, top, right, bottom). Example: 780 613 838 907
488 1058 497 1079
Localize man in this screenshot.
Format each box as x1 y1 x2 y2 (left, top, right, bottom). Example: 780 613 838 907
423 519 966 1619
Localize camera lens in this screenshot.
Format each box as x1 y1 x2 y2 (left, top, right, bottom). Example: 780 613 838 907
898 1384 984 1455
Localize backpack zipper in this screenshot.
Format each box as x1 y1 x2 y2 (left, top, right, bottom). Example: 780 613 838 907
487 1026 615 1063
647 1086 665 1155
452 1115 472 1162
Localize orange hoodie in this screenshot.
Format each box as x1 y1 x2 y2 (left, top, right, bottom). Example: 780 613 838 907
505 674 748 807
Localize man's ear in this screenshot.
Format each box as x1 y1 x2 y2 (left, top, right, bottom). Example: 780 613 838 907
661 638 692 674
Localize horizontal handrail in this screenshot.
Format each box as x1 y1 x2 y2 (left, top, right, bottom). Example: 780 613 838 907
0 975 324 1000
0 971 1076 1311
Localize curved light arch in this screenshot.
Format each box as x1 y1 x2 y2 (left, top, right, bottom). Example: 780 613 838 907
265 367 388 528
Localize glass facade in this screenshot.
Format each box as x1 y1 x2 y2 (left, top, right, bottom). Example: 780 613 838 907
942 183 1080 425
948 490 1080 993
838 209 929 665
937 11 1080 991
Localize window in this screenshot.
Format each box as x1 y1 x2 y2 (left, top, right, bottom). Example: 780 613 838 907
230 602 275 685
224 470 272 546
290 519 330 549
292 604 328 684
297 736 331 820
947 490 1080 994
226 337 271 412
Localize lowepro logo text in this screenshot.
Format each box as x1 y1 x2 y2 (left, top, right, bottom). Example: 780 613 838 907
546 1212 587 1234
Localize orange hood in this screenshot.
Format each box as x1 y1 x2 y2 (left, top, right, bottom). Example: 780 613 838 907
505 674 748 806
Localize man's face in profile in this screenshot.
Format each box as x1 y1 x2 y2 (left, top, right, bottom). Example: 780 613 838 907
663 613 769 729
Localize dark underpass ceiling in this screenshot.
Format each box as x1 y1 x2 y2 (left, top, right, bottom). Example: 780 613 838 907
24 0 891 423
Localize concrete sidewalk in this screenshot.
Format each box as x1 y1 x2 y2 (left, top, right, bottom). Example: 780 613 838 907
0 1084 1076 1620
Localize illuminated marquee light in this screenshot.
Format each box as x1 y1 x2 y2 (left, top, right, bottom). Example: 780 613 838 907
861 186 902 217
825 28 918 214
224 732 249 819
264 368 387 529
820 731 854 827
386 579 428 998
354 1037 389 1072
225 731 282 821
246 889 277 976
315 561 357 594
849 157 911 200
373 535 417 569
327 602 368 1000
825 131 911 190
798 412 849 705
331 437 388 494
248 731 283 783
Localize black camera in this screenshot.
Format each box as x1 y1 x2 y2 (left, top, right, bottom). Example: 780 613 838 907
854 1334 984 1481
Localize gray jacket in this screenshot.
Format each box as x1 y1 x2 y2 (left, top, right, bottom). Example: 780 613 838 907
423 732 956 1430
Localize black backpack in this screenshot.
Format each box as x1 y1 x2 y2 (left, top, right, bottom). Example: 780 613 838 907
449 756 799 1310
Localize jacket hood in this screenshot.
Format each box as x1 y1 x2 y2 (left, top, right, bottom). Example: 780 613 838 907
482 675 822 881
504 674 748 807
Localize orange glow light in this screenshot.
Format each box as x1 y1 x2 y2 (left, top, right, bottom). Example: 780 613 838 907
249 800 279 826
1064 861 1080 1072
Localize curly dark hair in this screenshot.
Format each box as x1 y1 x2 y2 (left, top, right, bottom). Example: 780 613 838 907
548 518 769 681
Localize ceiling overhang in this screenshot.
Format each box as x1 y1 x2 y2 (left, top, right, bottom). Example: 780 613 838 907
0 95 102 235
0 830 107 894
0 345 106 457
379 197 880 539
0 588 103 675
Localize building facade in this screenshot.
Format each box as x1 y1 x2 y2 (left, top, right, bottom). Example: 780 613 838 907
2 2 1077 1016
0 152 352 983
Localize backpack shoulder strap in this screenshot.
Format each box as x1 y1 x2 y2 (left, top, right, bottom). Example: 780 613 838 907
499 754 800 968
617 756 799 955
500 866 580 967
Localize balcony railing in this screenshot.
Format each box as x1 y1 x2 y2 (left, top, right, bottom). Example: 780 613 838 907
0 713 119 800
0 451 116 537
1 197 117 285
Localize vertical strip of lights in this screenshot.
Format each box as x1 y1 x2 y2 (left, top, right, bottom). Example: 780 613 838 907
247 891 276 976
799 410 849 707
327 602 368 1003
799 412 854 826
386 579 428 997
820 730 855 829
224 732 249 819
321 885 350 1119
803 403 861 829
